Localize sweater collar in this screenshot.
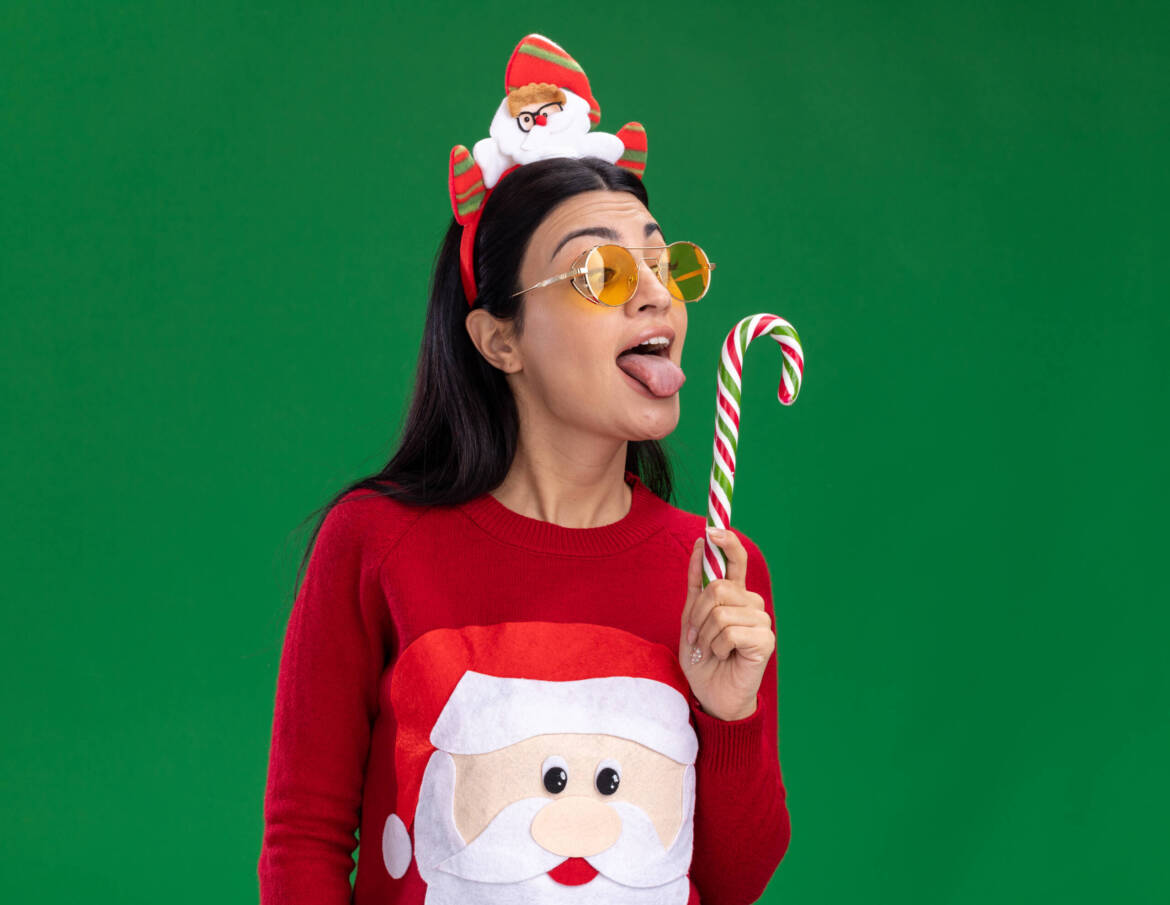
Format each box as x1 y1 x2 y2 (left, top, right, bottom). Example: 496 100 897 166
457 470 665 556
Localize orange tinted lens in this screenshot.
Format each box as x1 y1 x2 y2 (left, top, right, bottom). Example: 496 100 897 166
660 242 710 301
582 245 638 306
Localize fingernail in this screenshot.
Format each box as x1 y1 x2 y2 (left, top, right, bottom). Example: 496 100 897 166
707 526 725 538
687 626 698 645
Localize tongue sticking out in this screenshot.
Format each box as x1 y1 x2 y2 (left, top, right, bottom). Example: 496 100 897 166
616 352 687 397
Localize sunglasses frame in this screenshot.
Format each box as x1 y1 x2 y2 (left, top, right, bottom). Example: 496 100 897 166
511 241 716 306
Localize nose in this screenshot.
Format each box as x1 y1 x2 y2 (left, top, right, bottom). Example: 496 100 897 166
534 113 548 126
628 257 673 313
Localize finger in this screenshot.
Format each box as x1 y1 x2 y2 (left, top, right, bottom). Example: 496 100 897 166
743 590 766 613
679 536 704 640
699 605 772 657
709 622 775 663
689 578 758 641
688 578 735 639
707 526 748 588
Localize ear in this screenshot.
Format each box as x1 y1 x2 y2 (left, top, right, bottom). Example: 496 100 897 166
465 308 521 373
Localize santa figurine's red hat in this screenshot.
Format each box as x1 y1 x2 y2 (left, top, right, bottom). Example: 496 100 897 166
504 34 602 125
380 621 698 880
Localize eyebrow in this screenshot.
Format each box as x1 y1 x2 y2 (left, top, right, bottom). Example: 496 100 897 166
550 221 665 260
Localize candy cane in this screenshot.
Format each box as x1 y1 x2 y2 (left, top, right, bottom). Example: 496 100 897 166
702 313 804 589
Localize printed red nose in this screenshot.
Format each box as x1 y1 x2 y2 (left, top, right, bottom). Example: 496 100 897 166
534 113 548 126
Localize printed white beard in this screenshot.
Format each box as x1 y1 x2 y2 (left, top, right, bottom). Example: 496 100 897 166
412 751 695 905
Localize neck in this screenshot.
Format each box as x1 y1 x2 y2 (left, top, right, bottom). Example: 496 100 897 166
490 435 632 529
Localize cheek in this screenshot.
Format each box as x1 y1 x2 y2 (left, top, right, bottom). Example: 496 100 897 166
525 308 617 387
675 301 688 344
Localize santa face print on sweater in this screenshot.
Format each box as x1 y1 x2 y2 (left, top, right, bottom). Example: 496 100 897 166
413 732 696 903
381 622 699 904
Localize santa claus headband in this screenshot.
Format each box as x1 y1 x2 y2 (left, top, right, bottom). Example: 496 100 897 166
389 621 697 837
447 34 648 306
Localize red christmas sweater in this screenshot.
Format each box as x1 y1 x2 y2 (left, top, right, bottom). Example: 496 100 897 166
259 470 791 904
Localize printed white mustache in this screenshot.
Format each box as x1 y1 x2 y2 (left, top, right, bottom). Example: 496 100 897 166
436 797 560 881
436 795 691 887
589 800 693 887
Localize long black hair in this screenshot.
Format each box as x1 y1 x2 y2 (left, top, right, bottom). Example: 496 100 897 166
291 157 675 593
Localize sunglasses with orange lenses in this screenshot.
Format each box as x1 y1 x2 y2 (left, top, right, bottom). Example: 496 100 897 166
512 242 715 306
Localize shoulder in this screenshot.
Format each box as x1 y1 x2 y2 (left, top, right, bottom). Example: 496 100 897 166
645 488 772 608
312 485 433 565
651 492 768 563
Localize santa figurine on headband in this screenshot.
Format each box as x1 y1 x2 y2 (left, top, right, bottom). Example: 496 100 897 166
461 33 646 190
449 34 648 303
470 33 645 187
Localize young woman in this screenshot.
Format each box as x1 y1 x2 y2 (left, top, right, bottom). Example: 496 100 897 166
258 156 792 904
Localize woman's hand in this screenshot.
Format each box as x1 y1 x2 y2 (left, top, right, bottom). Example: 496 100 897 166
678 529 775 721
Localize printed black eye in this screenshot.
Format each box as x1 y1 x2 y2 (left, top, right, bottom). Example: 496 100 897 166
543 766 568 793
595 766 620 795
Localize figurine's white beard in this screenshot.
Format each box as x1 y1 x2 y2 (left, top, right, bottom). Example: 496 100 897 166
491 92 592 164
472 89 627 189
410 751 694 905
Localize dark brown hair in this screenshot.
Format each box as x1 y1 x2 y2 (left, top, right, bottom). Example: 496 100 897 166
292 156 675 593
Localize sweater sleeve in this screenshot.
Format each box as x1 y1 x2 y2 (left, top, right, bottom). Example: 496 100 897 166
687 529 791 904
258 495 395 904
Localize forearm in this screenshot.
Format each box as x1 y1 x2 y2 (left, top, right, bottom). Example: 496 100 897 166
688 689 791 905
258 812 358 905
258 497 393 903
259 663 368 904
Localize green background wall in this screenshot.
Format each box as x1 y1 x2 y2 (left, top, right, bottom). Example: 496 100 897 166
3 1 1166 901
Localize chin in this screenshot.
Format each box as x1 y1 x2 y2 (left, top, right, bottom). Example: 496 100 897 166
628 405 681 441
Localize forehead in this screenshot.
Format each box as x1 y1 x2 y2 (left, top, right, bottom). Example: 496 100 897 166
528 190 660 260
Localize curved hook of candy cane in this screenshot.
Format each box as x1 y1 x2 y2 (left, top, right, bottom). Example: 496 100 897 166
701 314 804 590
